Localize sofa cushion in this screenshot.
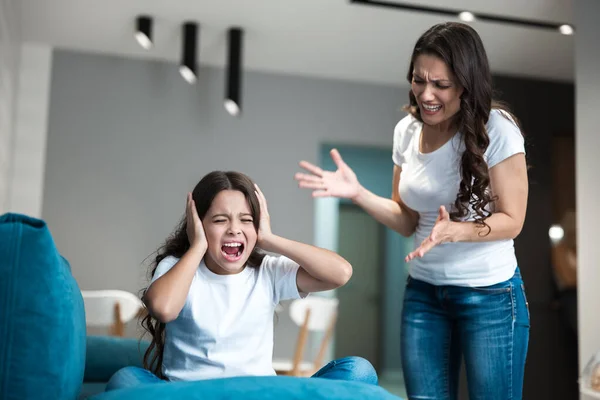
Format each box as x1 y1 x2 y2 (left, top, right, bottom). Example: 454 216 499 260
85 336 150 382
88 376 402 400
0 213 86 400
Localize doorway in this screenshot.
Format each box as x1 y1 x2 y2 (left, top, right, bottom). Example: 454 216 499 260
334 203 385 370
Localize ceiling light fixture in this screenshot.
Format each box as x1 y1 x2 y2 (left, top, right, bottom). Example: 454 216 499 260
179 22 199 84
224 28 244 117
458 11 476 23
350 0 574 34
135 16 153 50
559 24 574 35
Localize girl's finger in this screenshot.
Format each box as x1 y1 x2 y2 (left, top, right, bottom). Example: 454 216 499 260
255 190 262 205
191 200 199 220
254 184 264 198
255 191 267 211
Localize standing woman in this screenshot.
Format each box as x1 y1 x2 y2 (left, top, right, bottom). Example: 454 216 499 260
294 22 529 400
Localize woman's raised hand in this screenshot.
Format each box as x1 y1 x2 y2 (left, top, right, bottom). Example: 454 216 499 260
294 149 362 200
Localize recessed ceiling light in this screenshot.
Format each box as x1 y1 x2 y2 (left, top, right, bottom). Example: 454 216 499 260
458 11 476 22
559 24 574 35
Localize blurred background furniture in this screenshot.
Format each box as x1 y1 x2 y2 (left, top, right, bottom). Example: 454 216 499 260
273 297 339 377
81 290 144 336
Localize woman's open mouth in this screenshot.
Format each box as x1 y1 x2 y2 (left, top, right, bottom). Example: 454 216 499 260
421 103 442 115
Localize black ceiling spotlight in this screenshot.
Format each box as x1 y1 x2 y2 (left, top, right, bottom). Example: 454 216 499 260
135 15 153 49
224 28 244 117
350 0 575 35
180 22 199 84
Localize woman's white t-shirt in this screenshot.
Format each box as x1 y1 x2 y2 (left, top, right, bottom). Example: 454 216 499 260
393 109 525 286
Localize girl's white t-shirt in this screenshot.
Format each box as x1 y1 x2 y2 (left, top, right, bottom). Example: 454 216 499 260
393 109 525 287
151 254 303 381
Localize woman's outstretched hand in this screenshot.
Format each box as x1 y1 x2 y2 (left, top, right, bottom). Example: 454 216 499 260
186 192 207 251
405 205 457 262
294 149 362 200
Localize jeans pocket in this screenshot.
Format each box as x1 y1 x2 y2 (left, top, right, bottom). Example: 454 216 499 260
470 284 512 295
460 283 514 325
470 274 514 294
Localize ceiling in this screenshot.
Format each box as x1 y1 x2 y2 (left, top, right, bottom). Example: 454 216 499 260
19 0 575 86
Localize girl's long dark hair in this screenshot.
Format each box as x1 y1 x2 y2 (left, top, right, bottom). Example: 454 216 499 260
405 22 522 233
140 171 265 378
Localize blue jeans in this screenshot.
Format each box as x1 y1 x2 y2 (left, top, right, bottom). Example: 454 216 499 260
401 268 530 400
105 356 378 391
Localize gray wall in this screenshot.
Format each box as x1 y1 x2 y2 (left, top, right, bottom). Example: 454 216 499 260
9 44 53 219
0 0 20 212
575 1 600 399
43 50 409 359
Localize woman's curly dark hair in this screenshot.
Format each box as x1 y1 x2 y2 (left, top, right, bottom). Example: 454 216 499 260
139 171 265 379
404 22 521 234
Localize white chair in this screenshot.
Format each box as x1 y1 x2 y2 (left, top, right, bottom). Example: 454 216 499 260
273 296 339 377
81 290 144 336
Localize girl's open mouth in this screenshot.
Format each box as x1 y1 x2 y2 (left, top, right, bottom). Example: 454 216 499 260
221 242 244 261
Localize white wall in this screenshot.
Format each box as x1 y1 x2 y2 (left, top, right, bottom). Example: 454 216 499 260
0 0 21 213
9 43 53 217
575 0 600 399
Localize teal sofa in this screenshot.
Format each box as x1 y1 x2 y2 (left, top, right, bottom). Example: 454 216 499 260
0 213 402 400
80 336 151 398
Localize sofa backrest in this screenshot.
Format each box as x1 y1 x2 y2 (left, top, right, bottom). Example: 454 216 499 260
0 213 86 400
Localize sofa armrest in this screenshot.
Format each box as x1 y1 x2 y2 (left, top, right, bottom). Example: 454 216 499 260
85 336 151 383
